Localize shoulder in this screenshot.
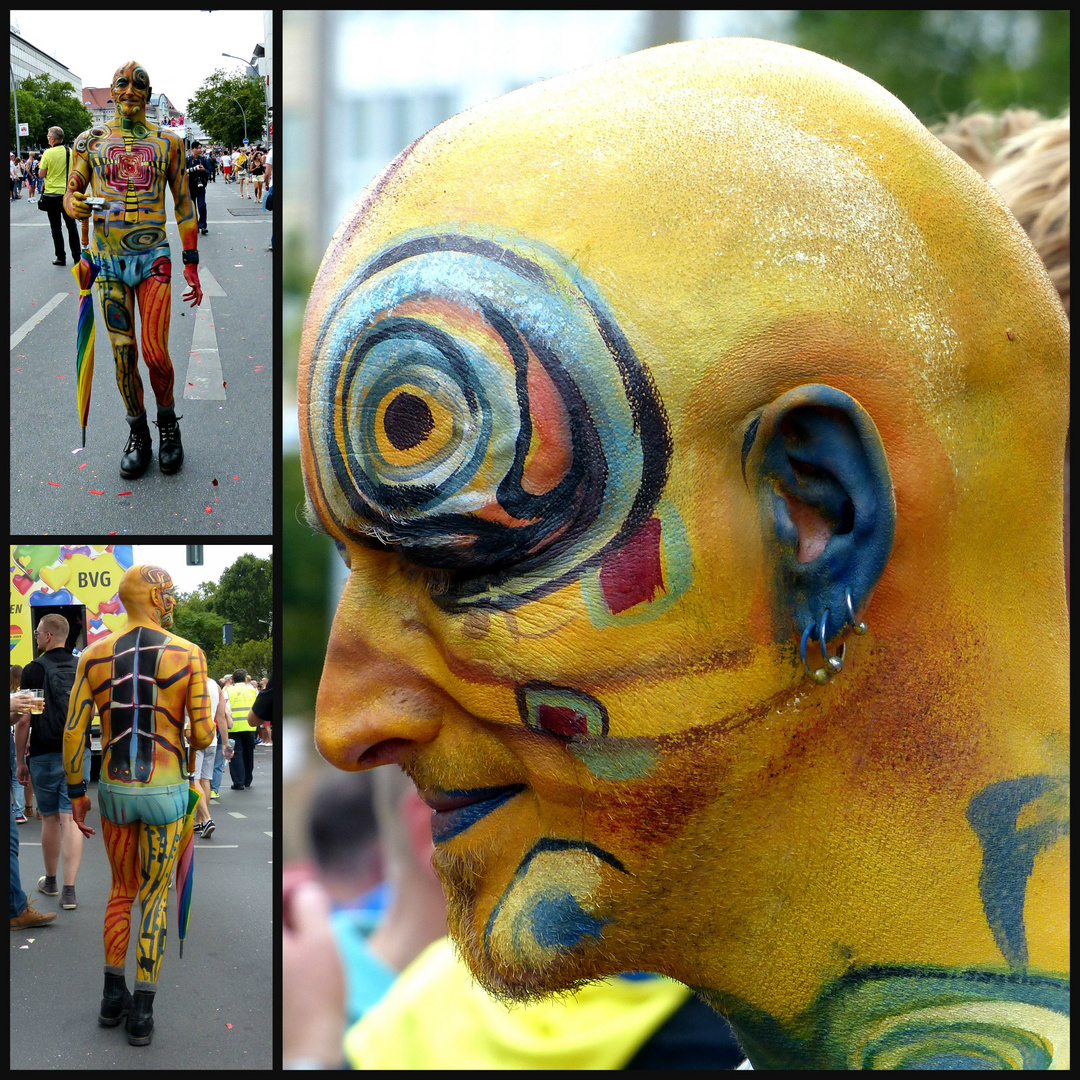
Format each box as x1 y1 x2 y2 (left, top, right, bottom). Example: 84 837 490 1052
20 659 46 687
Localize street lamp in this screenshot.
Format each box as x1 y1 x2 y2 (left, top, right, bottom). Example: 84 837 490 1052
222 50 269 147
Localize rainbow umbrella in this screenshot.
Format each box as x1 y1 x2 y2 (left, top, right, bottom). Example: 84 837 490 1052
175 746 201 958
72 217 100 447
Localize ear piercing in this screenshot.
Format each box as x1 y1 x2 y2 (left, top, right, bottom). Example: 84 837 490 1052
800 587 867 683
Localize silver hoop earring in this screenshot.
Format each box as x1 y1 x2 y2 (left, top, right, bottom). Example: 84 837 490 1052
845 587 868 634
800 618 845 684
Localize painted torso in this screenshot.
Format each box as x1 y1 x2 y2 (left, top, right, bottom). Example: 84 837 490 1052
80 621 203 789
76 117 177 256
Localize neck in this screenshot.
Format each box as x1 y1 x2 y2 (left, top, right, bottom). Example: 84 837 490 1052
685 607 1070 1068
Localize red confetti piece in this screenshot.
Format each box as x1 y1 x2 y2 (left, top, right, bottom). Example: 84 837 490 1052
233 475 239 481
254 365 264 372
223 381 227 388
57 373 66 378
48 481 61 487
212 479 218 486
14 367 22 372
78 463 87 470
118 491 132 497
90 490 104 495
205 506 212 513
226 1023 233 1030
188 382 195 387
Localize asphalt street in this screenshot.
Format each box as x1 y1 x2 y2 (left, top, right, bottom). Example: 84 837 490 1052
10 743 274 1068
10 179 274 535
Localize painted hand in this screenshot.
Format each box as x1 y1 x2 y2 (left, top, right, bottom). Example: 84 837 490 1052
182 263 203 307
66 189 91 219
71 794 95 838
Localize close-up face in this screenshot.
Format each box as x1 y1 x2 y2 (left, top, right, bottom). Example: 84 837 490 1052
111 61 151 116
301 39 1068 1001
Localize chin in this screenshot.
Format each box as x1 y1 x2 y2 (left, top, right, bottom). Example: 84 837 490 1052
434 840 625 1003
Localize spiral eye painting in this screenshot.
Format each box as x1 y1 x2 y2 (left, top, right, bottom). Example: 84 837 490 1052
304 229 672 609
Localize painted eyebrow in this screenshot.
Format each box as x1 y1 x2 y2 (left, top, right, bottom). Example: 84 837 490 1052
301 496 401 550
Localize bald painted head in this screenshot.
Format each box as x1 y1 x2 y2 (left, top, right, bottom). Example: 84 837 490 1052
111 61 151 120
300 39 1069 1068
118 563 176 628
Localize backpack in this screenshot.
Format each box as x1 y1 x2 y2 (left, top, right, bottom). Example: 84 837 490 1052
35 649 79 753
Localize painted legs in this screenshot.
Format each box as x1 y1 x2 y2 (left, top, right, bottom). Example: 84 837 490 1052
98 262 175 417
101 816 184 985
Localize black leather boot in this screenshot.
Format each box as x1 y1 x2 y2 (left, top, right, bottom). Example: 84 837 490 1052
120 413 153 479
126 988 155 1046
98 971 133 1027
154 406 185 474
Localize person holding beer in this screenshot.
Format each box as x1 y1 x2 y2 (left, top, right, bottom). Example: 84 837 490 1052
13 614 85 912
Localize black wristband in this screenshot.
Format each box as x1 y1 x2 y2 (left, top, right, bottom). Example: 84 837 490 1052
68 782 87 799
182 249 199 265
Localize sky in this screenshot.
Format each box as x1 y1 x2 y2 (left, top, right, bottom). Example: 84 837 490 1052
11 9 266 113
130 544 272 595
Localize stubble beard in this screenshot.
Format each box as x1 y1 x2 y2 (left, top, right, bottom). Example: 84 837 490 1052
432 843 621 1006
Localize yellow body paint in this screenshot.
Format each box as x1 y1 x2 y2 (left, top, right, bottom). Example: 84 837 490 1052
301 39 1068 1068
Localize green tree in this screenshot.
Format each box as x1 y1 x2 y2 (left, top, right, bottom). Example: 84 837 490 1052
186 68 267 148
12 74 93 148
211 553 273 643
171 593 226 660
213 638 273 682
792 10 1070 125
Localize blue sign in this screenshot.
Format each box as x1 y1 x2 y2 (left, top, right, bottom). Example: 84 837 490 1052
243 138 249 145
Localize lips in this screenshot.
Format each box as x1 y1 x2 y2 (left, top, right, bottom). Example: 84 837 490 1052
421 784 525 843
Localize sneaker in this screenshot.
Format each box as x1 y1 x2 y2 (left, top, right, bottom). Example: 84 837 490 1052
37 875 58 896
15 813 27 824
61 885 77 910
11 902 57 930
192 820 206 834
230 784 245 790
209 790 219 801
201 819 216 838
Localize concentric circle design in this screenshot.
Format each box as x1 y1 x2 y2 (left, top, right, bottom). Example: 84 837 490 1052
121 226 167 252
305 230 671 608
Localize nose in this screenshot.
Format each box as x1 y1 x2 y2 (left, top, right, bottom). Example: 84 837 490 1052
314 618 444 771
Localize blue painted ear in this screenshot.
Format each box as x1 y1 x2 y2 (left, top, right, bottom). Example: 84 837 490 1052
745 385 895 647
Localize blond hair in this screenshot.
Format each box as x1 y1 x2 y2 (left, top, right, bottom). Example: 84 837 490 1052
931 108 1044 179
989 115 1070 318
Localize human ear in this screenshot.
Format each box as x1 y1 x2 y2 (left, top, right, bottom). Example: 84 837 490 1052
745 384 895 663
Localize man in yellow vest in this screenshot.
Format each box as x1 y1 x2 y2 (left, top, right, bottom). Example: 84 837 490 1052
225 669 259 790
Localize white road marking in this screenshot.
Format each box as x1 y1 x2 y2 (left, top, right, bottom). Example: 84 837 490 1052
227 811 246 819
264 831 273 838
10 292 68 351
184 264 227 401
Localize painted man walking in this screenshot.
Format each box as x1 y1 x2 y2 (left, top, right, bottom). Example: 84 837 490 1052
64 61 203 479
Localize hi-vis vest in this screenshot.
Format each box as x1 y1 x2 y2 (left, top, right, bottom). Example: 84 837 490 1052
227 683 259 732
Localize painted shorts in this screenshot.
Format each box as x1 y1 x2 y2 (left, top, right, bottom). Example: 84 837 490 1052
94 244 172 289
98 780 188 826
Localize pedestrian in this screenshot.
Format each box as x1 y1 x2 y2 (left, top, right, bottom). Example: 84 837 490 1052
222 148 233 185
65 61 203 480
64 563 215 1046
225 668 259 789
188 141 210 236
236 146 251 199
37 126 82 266
10 150 19 200
191 669 233 839
10 689 58 930
13 614 84 911
250 145 265 202
10 665 33 822
264 144 273 252
208 148 217 182
25 151 39 202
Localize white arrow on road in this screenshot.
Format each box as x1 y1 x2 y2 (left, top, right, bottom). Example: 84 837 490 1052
183 264 227 400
